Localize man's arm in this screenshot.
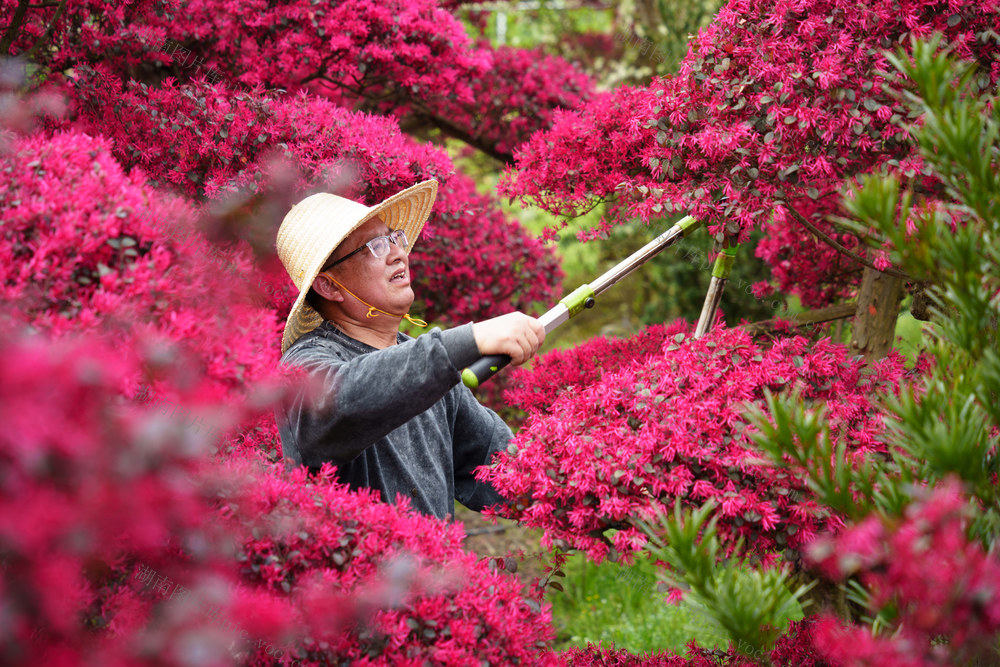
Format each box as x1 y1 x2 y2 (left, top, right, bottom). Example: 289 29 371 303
449 311 546 513
278 313 545 470
279 325 481 468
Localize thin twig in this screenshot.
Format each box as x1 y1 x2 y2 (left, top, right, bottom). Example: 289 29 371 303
785 205 911 280
464 525 508 538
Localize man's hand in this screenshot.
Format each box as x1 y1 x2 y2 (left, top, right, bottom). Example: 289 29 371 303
471 312 546 366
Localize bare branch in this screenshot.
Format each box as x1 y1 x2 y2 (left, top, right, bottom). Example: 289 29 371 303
785 204 911 280
743 302 857 336
23 0 67 60
0 0 32 55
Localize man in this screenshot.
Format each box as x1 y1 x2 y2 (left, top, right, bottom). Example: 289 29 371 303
275 179 545 519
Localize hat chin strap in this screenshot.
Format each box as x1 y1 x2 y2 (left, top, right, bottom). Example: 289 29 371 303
324 274 428 328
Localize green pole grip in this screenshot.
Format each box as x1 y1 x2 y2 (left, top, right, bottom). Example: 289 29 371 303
711 246 737 279
462 354 510 389
677 215 701 237
559 284 596 317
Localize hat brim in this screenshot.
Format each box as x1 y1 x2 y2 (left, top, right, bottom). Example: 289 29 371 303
281 179 438 353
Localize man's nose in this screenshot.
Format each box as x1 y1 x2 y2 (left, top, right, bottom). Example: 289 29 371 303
386 239 406 262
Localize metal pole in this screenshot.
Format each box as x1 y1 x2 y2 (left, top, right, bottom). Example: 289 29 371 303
463 215 702 388
694 244 737 338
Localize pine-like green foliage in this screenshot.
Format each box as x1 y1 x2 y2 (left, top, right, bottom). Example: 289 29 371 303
638 501 813 661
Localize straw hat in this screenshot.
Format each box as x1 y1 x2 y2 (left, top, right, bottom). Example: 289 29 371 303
276 179 439 353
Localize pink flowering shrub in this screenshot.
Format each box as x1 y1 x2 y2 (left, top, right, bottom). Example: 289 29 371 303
482 322 907 562
133 1 593 161
224 454 560 666
0 129 283 405
808 481 1000 666
149 0 489 107
6 0 593 166
5 0 597 166
503 322 683 414
502 0 1000 302
0 1 168 74
0 332 250 665
64 72 561 326
63 68 449 202
502 85 652 239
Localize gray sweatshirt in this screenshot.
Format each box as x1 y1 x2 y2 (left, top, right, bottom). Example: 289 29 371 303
276 320 511 519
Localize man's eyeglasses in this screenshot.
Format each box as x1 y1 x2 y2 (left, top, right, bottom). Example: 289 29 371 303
322 229 409 271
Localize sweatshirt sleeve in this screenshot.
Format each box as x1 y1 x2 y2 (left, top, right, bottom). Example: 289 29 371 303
278 324 482 469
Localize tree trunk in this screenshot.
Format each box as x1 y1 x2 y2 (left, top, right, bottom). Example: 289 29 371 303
850 267 904 361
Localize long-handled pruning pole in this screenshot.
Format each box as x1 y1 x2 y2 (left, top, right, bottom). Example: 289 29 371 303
462 215 703 389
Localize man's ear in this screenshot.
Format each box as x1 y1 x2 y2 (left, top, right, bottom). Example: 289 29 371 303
312 272 345 302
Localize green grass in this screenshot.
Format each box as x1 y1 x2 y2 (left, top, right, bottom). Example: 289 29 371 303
546 551 694 655
547 550 807 656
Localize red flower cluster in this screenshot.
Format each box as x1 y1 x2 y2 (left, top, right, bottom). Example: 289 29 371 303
501 85 653 238
481 322 906 563
809 481 1000 666
0 129 284 405
0 332 247 665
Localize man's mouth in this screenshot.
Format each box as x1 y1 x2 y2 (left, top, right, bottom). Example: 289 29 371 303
390 268 407 283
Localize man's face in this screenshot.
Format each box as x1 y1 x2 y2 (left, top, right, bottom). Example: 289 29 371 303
325 217 415 316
